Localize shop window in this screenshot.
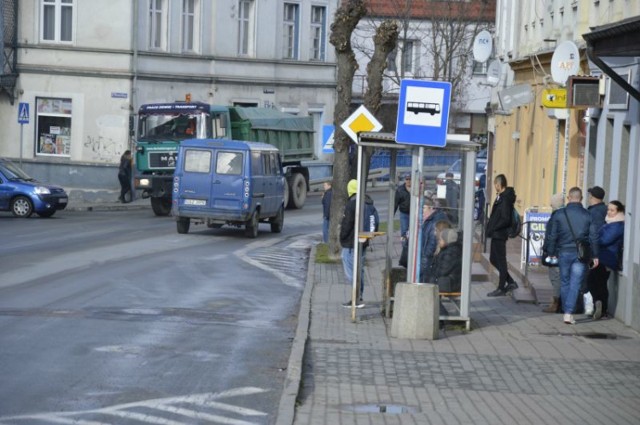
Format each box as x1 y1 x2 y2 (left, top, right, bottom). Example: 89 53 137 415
36 97 72 156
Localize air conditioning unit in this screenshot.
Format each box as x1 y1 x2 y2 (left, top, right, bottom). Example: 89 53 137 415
567 76 602 108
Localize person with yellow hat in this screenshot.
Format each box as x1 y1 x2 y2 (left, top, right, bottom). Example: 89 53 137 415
339 179 379 308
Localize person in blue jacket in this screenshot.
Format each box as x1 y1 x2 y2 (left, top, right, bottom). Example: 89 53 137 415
321 180 332 243
546 187 599 325
587 200 625 320
419 198 450 283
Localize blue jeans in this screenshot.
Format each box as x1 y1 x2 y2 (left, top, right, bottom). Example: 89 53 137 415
559 251 587 314
342 247 365 299
399 211 410 237
322 217 330 243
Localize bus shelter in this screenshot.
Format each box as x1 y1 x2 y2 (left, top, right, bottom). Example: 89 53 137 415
349 131 479 331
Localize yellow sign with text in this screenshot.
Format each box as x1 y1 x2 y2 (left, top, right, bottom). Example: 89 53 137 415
542 88 567 108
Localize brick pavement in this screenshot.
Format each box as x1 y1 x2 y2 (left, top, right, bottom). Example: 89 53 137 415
279 236 640 425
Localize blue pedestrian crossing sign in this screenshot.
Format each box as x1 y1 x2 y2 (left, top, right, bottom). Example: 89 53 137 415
18 102 30 124
395 79 451 147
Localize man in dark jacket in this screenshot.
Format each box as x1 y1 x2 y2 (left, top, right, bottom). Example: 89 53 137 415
546 187 599 325
587 186 607 231
340 179 379 309
485 174 518 296
321 181 332 243
394 174 411 238
444 172 460 223
118 150 132 203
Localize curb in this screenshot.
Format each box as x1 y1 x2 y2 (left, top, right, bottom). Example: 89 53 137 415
65 202 151 213
275 245 315 425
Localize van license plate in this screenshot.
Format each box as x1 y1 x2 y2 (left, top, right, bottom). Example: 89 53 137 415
184 199 206 206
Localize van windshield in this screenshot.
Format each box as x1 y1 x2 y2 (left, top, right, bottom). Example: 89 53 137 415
216 151 243 175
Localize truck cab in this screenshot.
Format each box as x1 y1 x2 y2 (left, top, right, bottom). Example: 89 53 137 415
172 138 285 238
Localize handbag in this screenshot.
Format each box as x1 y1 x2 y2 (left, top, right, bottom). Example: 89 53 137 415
563 209 591 263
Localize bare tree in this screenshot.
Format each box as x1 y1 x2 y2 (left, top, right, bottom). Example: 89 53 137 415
327 1 398 255
328 0 367 255
354 0 494 117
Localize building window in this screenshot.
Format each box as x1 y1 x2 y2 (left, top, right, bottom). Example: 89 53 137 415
35 97 72 157
283 3 299 59
40 0 74 43
149 0 167 50
401 40 418 73
310 6 326 61
238 0 255 56
181 0 200 52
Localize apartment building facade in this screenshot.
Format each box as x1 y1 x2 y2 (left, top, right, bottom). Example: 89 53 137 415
0 0 339 188
491 0 640 329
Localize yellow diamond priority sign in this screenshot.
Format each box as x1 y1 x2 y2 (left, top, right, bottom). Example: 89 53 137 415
340 105 382 143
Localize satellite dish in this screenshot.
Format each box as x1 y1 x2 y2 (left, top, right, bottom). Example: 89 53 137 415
472 30 492 63
486 60 502 87
551 41 580 85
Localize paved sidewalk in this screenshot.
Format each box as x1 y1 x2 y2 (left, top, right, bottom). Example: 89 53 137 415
279 236 640 425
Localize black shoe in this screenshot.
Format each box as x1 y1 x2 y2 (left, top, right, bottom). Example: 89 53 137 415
505 282 519 292
487 288 507 297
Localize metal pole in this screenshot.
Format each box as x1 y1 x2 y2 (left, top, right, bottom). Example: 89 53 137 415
406 146 424 283
351 142 364 322
19 124 23 166
385 149 397 318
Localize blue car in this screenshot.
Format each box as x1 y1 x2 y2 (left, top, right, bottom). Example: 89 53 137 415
0 158 68 218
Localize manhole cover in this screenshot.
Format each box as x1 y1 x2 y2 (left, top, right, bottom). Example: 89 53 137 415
342 404 418 414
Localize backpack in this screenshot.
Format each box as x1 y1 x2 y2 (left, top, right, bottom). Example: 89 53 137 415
508 208 522 239
363 202 380 232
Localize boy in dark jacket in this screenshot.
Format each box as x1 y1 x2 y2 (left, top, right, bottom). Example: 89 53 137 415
340 179 379 308
485 174 518 296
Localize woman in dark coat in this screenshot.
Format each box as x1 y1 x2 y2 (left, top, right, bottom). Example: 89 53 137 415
431 228 463 293
587 200 625 319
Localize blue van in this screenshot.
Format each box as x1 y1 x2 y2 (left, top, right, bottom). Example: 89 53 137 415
171 138 285 238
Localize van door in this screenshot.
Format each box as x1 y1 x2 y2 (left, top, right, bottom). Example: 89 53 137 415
210 149 246 215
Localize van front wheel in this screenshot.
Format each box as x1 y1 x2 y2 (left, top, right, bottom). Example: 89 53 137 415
176 217 190 234
245 212 259 238
270 207 284 233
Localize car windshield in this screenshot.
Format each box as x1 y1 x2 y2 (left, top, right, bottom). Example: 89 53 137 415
0 161 34 181
138 113 208 141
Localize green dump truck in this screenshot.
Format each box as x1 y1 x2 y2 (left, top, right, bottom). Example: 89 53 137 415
134 101 315 216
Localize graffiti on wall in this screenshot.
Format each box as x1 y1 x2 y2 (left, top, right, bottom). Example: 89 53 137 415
83 115 128 162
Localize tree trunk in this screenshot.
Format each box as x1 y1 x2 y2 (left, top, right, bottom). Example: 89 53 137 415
362 20 399 181
328 0 366 256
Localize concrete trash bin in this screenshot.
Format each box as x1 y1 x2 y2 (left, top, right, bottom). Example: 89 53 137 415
390 283 439 340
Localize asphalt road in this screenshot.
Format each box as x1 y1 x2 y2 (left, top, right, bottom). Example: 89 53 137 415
0 203 322 425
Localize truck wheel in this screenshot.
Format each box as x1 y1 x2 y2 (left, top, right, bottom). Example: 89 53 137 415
176 217 190 234
244 212 259 238
270 207 284 233
288 173 307 210
151 197 171 216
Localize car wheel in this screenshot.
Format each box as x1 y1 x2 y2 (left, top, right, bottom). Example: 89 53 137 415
151 197 171 216
11 196 34 218
244 211 259 238
37 210 56 218
176 217 190 234
270 206 284 233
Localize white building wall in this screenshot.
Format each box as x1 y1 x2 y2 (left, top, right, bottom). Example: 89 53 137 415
0 0 339 175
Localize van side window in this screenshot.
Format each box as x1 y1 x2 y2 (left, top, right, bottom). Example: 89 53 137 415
184 149 212 173
251 151 262 176
216 151 243 175
262 152 272 176
270 153 281 175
